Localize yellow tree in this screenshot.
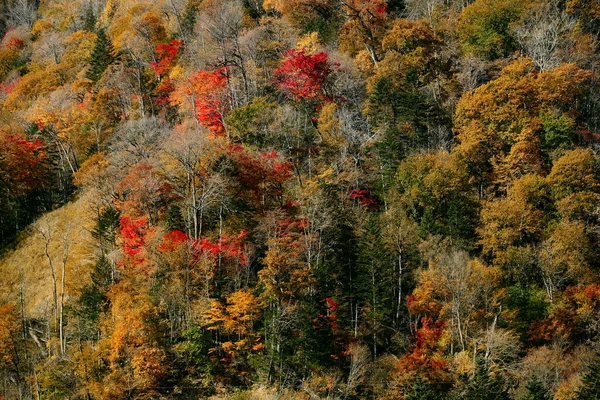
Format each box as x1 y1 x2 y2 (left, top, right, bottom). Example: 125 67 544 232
204 289 262 362
454 59 592 194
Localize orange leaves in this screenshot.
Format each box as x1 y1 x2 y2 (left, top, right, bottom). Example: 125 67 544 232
0 303 19 369
116 163 176 221
339 0 389 58
547 148 599 200
171 68 230 136
379 18 443 79
454 58 593 189
394 317 449 384
204 290 262 359
205 289 262 336
259 233 314 303
529 284 600 343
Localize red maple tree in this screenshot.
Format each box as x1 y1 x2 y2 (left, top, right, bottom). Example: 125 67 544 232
274 49 334 102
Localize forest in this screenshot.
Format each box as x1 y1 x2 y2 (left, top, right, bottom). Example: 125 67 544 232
1 0 600 398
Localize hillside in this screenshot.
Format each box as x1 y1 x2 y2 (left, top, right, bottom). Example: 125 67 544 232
1 0 600 399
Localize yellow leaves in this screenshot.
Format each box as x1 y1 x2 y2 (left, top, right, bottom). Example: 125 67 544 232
297 32 321 54
204 290 263 358
3 67 61 111
260 235 314 303
31 20 55 37
381 18 442 61
73 152 110 188
539 220 592 290
547 148 599 200
317 102 343 146
479 189 544 264
204 290 261 336
110 3 168 51
169 64 184 81
262 0 286 13
61 30 97 71
454 58 593 190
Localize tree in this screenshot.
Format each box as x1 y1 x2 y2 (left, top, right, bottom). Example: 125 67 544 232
521 374 551 400
87 27 116 83
454 59 592 193
457 0 524 60
274 48 334 103
577 350 600 400
404 375 438 400
171 68 230 136
464 361 510 400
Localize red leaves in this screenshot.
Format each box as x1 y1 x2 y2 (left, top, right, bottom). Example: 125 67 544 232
171 68 230 136
349 189 379 210
0 131 47 197
274 49 334 102
529 284 600 343
227 145 292 203
0 79 17 95
158 229 189 252
151 40 183 76
5 37 25 51
116 164 176 219
119 217 154 271
151 40 183 108
158 229 249 266
324 297 340 330
395 317 448 379
120 217 148 256
195 230 249 266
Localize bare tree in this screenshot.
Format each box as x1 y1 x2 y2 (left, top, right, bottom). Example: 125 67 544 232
6 0 37 29
199 0 249 105
512 1 575 71
344 343 370 399
59 231 70 356
36 221 58 333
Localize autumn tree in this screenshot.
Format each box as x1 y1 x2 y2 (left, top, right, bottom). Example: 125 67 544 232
274 48 335 104
457 0 524 60
454 58 592 192
171 68 231 136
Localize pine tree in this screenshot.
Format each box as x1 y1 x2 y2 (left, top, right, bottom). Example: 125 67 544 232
465 361 510 400
82 5 96 32
577 350 600 400
521 374 550 400
87 28 116 83
405 376 438 400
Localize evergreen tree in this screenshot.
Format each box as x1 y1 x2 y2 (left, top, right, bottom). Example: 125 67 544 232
405 376 438 400
577 350 600 400
87 27 116 83
82 4 96 32
464 361 510 400
521 374 550 400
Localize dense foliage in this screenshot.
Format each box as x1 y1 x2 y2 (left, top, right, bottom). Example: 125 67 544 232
1 0 600 399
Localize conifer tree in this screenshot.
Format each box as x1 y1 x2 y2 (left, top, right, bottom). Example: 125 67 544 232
521 374 551 400
87 28 116 83
465 361 510 400
405 376 438 400
577 350 600 400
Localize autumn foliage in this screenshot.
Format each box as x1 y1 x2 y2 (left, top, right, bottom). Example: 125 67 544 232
3 0 600 399
274 49 334 102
